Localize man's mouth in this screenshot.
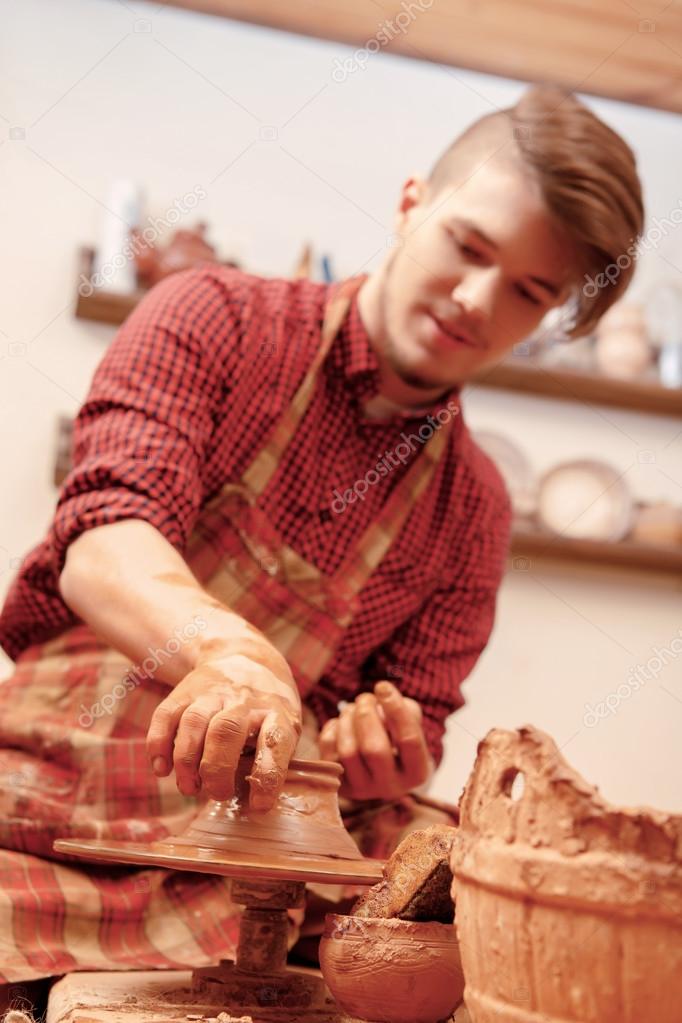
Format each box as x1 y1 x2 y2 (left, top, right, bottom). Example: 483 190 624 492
430 314 484 351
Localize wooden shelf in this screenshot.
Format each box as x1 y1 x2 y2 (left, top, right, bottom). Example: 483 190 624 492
472 358 682 418
73 251 682 420
52 409 682 577
509 524 682 577
75 248 146 326
72 249 682 422
70 249 682 581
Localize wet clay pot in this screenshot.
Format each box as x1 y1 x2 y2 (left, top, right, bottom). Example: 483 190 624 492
174 755 363 863
319 914 465 1023
451 726 682 1023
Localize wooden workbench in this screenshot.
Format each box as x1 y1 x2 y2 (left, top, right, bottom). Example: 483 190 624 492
46 970 470 1023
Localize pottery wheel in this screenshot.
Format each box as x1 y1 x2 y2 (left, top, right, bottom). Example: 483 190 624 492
54 756 384 886
53 756 384 1023
52 835 383 885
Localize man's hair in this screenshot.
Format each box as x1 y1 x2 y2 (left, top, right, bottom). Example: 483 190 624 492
426 84 645 338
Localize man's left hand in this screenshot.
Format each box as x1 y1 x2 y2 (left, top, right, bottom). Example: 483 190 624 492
318 681 434 801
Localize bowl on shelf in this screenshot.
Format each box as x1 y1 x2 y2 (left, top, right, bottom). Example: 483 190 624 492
594 302 654 381
474 431 538 519
537 459 633 542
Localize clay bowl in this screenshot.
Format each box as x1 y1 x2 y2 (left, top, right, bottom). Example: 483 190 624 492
319 914 464 1023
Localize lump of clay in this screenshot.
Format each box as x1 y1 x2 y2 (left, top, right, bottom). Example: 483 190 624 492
351 825 456 923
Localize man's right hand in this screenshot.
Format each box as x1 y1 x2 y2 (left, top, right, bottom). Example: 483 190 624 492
59 520 303 813
146 642 302 812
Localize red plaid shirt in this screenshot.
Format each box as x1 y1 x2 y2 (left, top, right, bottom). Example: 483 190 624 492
0 266 511 762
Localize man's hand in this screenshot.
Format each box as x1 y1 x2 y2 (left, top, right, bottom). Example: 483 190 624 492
59 520 302 812
146 639 302 812
318 681 434 801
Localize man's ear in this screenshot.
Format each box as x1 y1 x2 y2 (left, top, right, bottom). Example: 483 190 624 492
394 175 428 233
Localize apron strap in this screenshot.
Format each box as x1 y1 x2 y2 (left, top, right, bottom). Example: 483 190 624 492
337 412 455 595
241 275 367 496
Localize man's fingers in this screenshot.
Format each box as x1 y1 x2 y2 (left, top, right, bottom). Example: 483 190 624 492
374 681 431 785
146 696 191 776
374 681 422 744
352 693 395 783
247 709 300 812
318 718 340 762
173 694 226 795
404 696 423 721
337 704 372 795
198 703 251 800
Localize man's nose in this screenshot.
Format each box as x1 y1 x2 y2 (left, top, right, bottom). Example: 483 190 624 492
450 268 498 322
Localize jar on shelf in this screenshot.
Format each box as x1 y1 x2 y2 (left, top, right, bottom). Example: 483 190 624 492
644 280 682 388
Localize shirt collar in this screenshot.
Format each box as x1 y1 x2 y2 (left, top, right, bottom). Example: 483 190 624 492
330 277 462 425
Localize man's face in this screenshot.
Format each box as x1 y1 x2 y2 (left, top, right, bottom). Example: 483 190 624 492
379 157 577 390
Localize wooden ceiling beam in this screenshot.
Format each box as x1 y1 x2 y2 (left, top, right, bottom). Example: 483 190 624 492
160 0 682 113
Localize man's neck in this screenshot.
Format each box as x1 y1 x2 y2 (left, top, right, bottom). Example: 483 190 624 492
356 272 450 411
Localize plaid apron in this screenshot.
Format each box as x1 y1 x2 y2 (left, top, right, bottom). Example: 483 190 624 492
0 276 456 984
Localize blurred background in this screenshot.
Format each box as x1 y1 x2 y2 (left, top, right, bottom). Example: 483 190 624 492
1 0 680 811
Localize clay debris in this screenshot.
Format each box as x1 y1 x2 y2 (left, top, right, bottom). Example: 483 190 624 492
458 725 682 860
184 1016 252 1023
352 825 456 923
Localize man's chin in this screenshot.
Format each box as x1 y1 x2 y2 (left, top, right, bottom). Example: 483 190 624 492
390 351 467 392
384 325 480 391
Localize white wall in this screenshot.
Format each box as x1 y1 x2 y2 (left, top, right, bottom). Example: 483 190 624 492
1 0 680 812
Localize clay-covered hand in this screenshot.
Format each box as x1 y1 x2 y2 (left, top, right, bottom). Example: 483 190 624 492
318 681 434 801
146 636 302 811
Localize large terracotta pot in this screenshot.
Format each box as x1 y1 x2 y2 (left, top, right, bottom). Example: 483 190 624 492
451 727 682 1023
320 914 464 1023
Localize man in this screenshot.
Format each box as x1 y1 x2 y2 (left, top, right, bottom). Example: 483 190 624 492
0 83 642 989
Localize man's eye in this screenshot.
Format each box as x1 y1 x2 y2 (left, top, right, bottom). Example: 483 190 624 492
449 232 480 260
516 285 541 305
459 243 480 259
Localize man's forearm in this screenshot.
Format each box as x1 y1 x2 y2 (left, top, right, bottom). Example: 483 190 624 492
58 518 273 686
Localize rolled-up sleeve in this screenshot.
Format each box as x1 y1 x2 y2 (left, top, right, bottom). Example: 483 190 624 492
362 487 512 764
51 267 238 576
